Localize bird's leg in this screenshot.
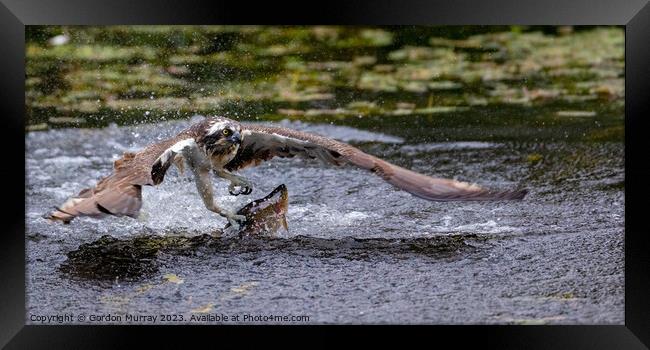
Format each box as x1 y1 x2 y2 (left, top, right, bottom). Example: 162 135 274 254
172 154 185 175
214 169 253 196
193 167 246 227
155 139 245 226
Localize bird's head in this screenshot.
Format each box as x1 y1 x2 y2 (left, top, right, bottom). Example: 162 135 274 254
199 117 243 156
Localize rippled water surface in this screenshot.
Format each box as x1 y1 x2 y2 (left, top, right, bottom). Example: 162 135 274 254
26 115 624 324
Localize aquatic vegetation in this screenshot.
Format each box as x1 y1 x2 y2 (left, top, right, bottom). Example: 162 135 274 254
26 27 624 324
26 26 623 143
163 273 184 284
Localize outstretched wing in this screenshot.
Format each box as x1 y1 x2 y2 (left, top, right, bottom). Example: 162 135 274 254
48 134 192 223
225 124 527 201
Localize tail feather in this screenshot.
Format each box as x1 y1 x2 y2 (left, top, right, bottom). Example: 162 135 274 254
47 134 191 224
48 207 76 224
47 180 143 223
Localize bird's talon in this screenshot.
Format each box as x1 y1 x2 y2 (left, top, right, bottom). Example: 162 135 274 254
228 181 253 196
228 182 241 196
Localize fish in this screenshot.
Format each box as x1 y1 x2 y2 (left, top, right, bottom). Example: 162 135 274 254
47 183 291 237
225 184 289 237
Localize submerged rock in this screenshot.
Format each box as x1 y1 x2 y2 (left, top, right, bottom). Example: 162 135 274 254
58 233 215 281
59 232 478 282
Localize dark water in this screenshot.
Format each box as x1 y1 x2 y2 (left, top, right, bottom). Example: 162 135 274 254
25 115 624 324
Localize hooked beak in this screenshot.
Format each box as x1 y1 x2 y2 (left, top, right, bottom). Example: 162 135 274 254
228 132 242 144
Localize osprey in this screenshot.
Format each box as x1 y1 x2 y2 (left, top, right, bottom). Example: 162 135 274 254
49 116 527 226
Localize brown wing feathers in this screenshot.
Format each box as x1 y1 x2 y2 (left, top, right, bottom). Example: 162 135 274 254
49 158 144 223
370 158 527 201
49 119 525 224
48 134 191 223
228 125 527 202
224 125 347 171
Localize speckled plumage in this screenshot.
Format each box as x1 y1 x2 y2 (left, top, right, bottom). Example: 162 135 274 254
49 117 220 223
226 124 527 201
49 116 526 223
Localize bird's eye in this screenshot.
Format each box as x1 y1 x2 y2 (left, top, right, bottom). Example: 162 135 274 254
222 129 231 136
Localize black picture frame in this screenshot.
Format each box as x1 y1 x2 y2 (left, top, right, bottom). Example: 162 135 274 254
2 0 649 348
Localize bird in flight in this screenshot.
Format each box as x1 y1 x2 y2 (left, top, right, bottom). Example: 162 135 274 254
48 116 527 226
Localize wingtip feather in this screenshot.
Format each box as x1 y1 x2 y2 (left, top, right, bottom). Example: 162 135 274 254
47 208 75 224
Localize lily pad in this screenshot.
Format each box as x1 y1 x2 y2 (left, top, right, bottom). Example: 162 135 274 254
163 273 184 284
556 110 597 118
